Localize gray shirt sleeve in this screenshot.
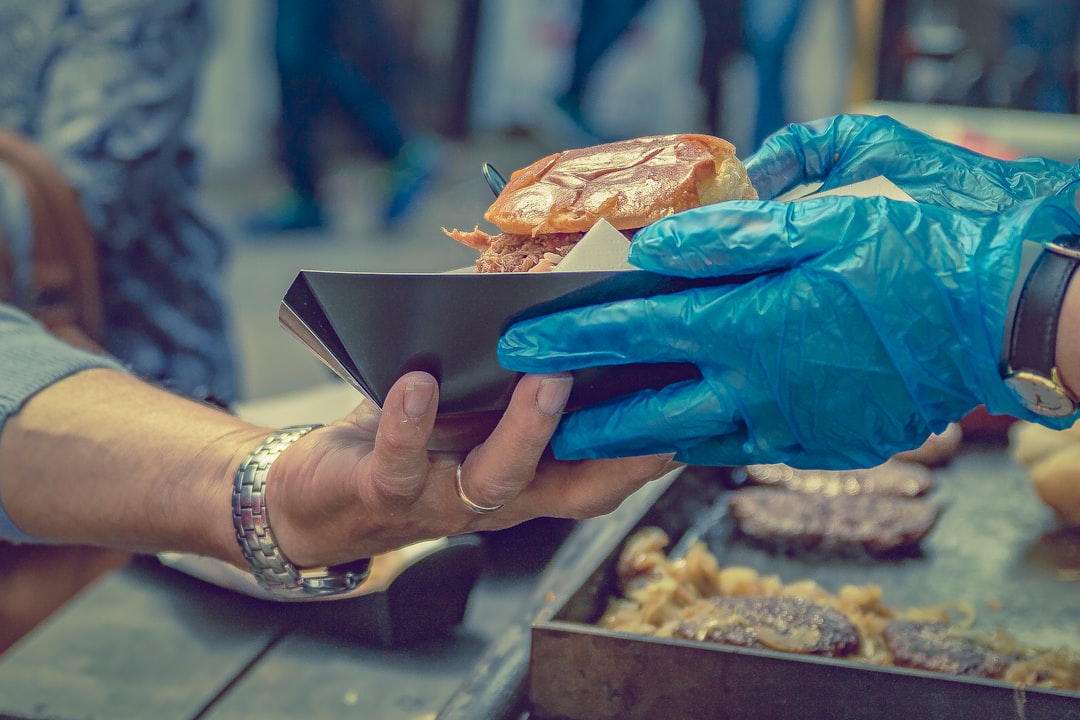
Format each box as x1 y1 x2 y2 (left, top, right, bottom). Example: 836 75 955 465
0 303 126 543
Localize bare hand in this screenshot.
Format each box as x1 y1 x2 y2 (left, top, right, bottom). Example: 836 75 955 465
266 371 676 567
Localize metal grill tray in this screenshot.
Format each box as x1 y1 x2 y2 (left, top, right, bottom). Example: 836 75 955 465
528 448 1080 720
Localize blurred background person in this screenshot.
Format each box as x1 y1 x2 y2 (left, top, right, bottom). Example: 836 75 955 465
0 0 240 647
696 0 746 138
0 0 238 408
535 0 807 152
244 0 440 235
744 0 807 147
551 0 654 144
549 0 746 145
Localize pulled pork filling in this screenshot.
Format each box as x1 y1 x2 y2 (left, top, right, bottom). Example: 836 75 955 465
479 231 582 273
444 226 635 272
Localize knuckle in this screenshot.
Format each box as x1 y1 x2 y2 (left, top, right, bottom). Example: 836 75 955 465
509 430 551 462
467 476 516 509
375 424 431 468
367 460 425 506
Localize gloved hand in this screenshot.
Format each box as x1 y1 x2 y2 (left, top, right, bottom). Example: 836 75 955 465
498 188 1080 470
747 114 1079 210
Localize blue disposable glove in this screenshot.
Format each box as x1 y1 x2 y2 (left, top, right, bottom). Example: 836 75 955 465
747 114 1079 209
498 131 1080 469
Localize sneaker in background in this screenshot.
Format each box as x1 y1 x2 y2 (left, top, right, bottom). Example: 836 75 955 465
380 136 441 230
243 190 326 235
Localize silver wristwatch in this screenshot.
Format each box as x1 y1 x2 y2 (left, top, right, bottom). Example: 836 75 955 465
232 424 370 600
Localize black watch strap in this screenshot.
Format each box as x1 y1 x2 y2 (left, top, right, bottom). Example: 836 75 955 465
1003 242 1080 417
1010 249 1079 374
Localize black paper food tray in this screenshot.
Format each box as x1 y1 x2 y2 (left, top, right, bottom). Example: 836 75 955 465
527 448 1080 720
279 268 709 415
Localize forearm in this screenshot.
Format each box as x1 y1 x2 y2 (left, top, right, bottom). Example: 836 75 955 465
0 368 269 566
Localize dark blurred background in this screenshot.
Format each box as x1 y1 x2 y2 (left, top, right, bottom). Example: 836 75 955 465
195 0 1080 171
187 0 1080 402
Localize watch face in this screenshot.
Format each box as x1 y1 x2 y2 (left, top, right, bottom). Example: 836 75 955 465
1004 371 1079 418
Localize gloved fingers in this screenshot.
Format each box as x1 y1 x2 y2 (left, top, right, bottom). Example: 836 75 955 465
630 193 879 277
674 441 866 471
549 380 743 460
748 115 1080 213
745 114 896 200
500 292 717 372
673 433 759 468
673 418 916 470
1023 190 1080 243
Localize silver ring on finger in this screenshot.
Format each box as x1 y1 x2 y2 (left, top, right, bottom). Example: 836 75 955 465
454 463 503 514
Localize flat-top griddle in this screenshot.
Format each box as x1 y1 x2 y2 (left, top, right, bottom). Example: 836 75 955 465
528 448 1080 720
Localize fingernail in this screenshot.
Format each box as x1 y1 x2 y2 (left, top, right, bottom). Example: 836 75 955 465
403 379 435 419
536 376 573 416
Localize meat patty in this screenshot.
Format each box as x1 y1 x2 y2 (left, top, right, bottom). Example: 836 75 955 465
673 595 861 657
882 620 1009 678
727 487 943 558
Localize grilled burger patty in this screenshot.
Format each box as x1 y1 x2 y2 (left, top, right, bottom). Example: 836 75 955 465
733 460 936 498
882 620 1009 678
727 487 943 558
673 595 861 657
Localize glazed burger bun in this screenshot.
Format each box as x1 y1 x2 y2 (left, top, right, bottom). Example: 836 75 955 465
445 133 756 273
488 133 756 235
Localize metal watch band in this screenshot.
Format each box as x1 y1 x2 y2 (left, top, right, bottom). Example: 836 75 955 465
1003 240 1080 417
232 424 371 600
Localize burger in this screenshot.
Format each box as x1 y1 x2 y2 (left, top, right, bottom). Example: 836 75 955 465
444 134 758 273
